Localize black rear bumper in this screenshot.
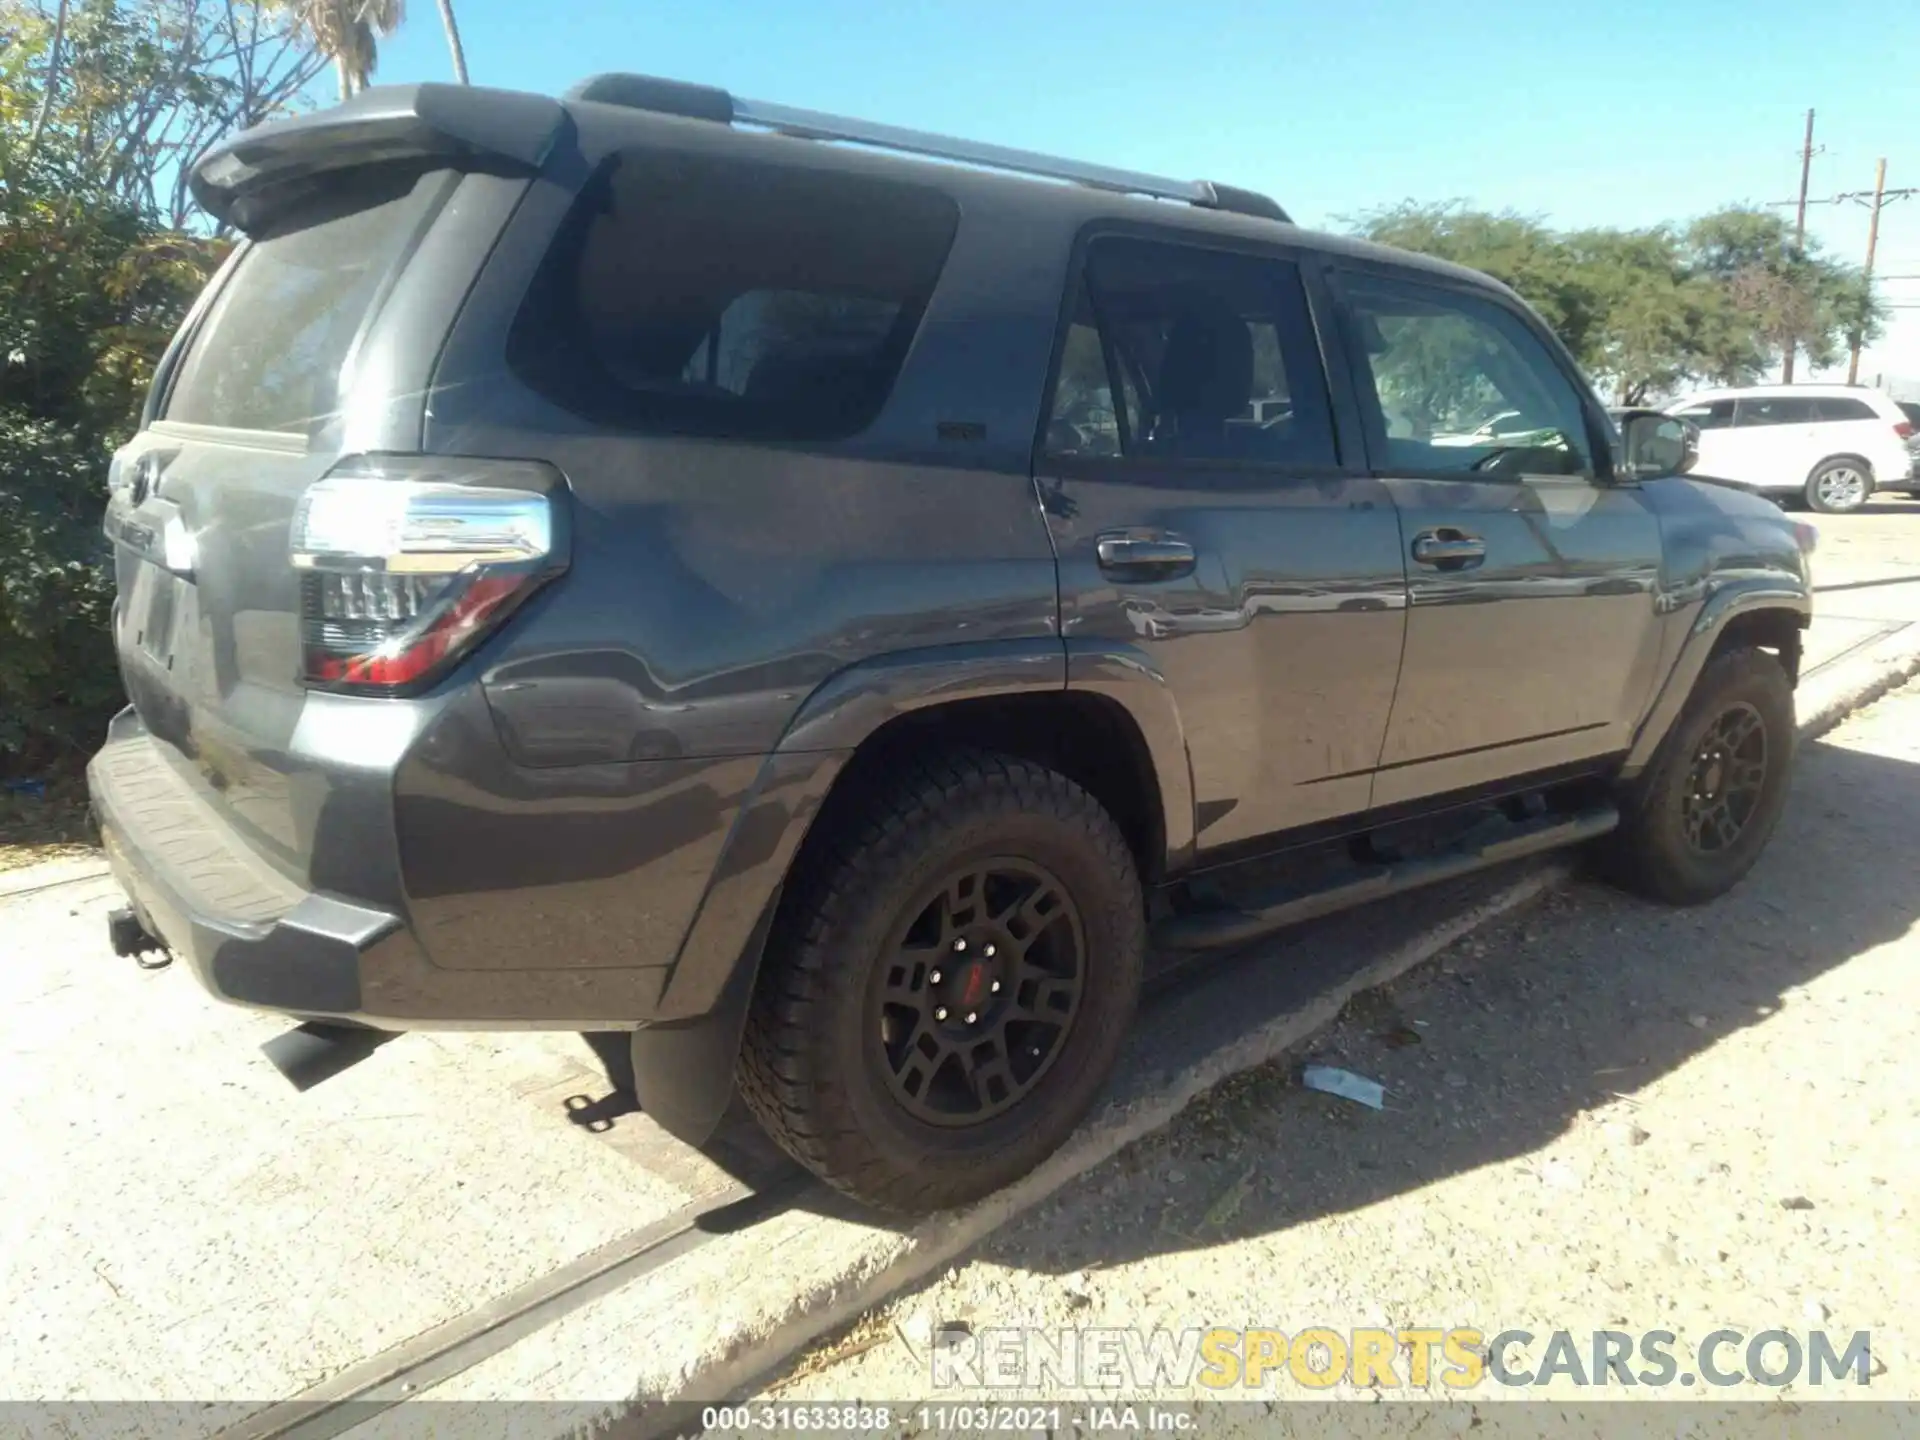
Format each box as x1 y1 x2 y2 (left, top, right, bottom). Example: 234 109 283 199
89 710 400 1019
85 706 678 1029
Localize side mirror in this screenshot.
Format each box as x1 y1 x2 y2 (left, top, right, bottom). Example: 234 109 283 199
1617 410 1699 479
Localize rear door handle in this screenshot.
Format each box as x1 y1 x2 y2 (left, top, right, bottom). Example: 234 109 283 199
1096 534 1197 577
1410 528 1486 570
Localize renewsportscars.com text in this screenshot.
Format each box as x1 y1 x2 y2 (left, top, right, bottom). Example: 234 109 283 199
931 1326 1875 1391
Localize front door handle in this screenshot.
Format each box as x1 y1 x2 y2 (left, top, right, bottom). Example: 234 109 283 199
1096 534 1197 577
1410 528 1486 570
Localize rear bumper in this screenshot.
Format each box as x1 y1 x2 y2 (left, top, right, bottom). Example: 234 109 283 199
90 710 410 1023
1874 447 1917 489
85 706 700 1029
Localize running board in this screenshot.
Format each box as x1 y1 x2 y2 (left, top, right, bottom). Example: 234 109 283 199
1152 803 1619 952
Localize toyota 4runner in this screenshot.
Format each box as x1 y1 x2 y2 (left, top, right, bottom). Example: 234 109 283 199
89 75 1816 1213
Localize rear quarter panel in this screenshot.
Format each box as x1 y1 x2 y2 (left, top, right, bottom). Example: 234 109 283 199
408 121 1077 994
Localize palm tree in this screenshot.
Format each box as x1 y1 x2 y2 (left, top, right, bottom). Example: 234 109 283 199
435 0 470 84
297 0 408 101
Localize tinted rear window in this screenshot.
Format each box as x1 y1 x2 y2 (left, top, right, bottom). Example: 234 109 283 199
163 166 439 436
1815 397 1877 421
1736 397 1818 426
508 151 959 441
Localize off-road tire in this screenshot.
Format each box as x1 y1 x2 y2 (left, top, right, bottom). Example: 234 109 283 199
1804 457 1873 514
737 749 1145 1213
737 748 1144 1213
1602 646 1795 905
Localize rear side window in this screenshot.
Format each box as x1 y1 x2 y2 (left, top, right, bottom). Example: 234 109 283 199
1044 237 1337 467
509 151 959 441
1814 396 1877 422
164 166 440 436
1736 397 1818 426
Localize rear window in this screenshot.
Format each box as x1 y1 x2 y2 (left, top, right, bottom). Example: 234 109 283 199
507 150 960 441
1814 396 1877 422
163 166 440 436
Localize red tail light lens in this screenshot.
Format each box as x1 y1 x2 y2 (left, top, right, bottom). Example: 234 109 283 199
290 457 567 693
1895 420 1914 440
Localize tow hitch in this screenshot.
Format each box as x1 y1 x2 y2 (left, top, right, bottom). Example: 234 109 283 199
107 906 171 969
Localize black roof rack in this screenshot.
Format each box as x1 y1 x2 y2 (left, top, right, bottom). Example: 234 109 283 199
566 73 1290 224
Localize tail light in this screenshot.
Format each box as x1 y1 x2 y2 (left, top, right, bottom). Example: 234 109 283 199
290 456 567 693
1895 420 1914 440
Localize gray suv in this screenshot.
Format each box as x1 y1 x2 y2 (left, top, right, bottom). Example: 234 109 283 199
89 75 1815 1212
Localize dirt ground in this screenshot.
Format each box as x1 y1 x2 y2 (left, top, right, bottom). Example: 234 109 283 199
765 677 1920 1409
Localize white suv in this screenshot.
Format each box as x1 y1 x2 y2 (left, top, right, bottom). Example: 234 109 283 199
1665 385 1917 513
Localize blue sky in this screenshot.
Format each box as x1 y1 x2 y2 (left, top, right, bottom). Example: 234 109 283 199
373 0 1920 389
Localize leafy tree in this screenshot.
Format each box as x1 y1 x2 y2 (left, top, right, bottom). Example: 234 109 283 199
1354 203 1599 360
0 1 295 769
2 0 331 226
1681 208 1879 383
1347 201 1885 404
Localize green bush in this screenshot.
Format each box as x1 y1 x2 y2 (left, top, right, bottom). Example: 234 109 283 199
0 411 120 767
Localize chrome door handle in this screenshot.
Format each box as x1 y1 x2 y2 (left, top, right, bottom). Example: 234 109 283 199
1096 534 1197 576
1411 529 1486 569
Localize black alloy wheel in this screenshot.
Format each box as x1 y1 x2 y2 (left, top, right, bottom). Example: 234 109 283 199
876 859 1086 1126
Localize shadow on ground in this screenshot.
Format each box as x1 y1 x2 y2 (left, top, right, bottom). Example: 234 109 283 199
552 725 1920 1253
949 727 1919 1273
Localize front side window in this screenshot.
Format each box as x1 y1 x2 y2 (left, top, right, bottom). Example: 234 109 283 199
1674 399 1735 430
509 151 959 441
1342 274 1594 477
1043 237 1337 468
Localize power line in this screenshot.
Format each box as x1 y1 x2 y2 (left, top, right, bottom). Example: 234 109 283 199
1768 189 1920 207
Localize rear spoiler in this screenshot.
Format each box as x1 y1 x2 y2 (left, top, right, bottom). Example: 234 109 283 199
192 84 567 231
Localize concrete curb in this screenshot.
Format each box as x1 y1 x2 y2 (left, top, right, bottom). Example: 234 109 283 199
642 866 1570 1425
1795 620 1920 741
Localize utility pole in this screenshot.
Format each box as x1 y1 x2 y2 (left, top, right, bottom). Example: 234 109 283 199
1848 158 1888 385
1783 108 1816 383
1769 156 1917 386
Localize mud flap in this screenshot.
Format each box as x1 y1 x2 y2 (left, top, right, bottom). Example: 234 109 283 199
629 893 779 1148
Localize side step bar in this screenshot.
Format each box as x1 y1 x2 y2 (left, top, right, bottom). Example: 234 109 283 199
1152 803 1619 952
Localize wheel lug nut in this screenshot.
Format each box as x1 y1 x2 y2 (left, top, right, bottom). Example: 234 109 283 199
990 980 1001 993
983 944 996 957
929 970 942 984
966 1012 978 1024
954 939 967 952
935 1007 948 1021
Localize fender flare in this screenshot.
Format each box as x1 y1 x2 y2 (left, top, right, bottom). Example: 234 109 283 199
1062 638 1198 873
630 637 1069 1146
1621 580 1810 779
